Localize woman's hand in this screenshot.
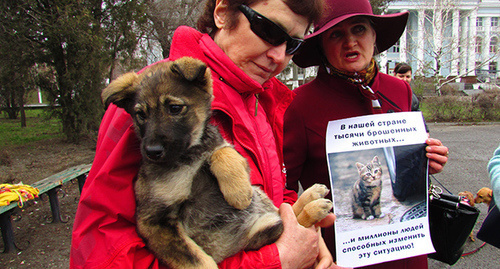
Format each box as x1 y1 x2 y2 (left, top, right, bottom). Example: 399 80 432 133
313 216 352 269
426 138 448 174
276 203 320 269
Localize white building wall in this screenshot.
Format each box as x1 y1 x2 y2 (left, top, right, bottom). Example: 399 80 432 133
386 0 500 80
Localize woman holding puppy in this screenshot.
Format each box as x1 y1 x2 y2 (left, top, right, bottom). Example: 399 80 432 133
70 0 338 268
284 0 449 267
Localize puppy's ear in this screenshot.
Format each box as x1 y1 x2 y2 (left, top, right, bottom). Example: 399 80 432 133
171 57 212 94
101 72 139 114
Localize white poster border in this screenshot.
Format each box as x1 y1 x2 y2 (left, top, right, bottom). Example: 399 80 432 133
325 112 435 267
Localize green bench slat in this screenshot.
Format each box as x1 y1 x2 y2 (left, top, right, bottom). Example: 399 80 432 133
0 163 92 215
0 203 17 216
31 164 92 193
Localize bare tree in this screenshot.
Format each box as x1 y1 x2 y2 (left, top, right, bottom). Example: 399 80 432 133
146 0 205 59
405 0 498 94
370 0 396 15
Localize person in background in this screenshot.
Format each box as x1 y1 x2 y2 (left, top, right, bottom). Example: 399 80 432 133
393 62 412 84
488 143 500 206
393 62 420 112
284 0 449 268
70 0 338 268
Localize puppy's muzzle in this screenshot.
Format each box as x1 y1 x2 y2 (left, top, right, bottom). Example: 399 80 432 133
145 144 166 161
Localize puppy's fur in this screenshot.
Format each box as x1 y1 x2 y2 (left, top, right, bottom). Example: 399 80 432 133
474 187 493 206
459 191 475 206
102 57 333 269
459 191 476 241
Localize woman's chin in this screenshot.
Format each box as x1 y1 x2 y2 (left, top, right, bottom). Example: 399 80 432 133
337 61 370 73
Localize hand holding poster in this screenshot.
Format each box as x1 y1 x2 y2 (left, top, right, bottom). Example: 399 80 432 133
325 112 434 267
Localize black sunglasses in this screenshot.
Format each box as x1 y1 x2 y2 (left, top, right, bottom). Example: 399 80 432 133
238 5 304 55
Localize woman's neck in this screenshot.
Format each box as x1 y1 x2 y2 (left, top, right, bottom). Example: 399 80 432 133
325 59 377 86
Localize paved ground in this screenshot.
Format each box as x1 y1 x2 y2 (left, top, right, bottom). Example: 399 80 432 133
426 122 500 268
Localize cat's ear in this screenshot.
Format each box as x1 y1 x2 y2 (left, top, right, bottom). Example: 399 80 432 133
356 162 365 172
372 156 380 164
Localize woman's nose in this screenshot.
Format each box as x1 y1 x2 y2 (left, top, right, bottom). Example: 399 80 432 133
267 43 287 64
344 34 357 48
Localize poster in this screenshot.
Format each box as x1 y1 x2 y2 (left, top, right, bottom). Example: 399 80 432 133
326 112 435 267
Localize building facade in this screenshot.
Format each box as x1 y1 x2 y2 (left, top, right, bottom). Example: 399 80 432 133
383 0 500 82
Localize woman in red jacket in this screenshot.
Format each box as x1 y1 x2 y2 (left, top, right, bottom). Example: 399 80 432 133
70 0 337 268
284 0 449 268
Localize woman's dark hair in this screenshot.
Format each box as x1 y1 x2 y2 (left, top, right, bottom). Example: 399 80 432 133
394 62 412 74
197 0 324 36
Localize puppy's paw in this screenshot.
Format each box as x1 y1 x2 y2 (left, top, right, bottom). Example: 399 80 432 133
469 232 476 242
220 178 253 210
293 184 330 216
296 198 333 228
210 146 253 210
302 184 330 201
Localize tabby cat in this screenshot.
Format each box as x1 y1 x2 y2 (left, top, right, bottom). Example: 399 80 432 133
352 156 383 220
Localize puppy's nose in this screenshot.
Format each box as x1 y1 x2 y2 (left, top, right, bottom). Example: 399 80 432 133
145 145 164 160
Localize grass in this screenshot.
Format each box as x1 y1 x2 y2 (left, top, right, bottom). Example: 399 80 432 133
0 109 63 148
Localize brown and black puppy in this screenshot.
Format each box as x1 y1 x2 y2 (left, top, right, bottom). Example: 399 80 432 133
102 57 333 269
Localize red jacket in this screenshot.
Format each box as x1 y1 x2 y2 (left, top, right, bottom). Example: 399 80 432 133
70 26 295 268
284 68 428 268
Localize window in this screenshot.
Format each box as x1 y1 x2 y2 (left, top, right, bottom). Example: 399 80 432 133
489 62 497 73
492 17 499 27
476 37 482 53
491 37 498 53
477 17 484 31
388 40 400 53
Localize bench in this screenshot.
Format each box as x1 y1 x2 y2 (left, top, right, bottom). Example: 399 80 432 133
0 163 92 253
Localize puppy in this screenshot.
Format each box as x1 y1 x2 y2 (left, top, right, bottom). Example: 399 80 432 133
459 191 475 206
474 187 493 206
459 191 476 241
102 57 333 269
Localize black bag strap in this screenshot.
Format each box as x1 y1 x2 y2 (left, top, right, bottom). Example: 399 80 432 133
430 174 453 194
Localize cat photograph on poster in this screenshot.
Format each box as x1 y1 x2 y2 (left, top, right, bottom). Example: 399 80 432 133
328 145 427 233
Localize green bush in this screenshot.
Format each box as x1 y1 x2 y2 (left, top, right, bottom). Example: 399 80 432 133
421 89 500 122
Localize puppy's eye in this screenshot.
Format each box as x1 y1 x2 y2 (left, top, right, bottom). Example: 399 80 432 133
169 105 185 115
136 111 147 121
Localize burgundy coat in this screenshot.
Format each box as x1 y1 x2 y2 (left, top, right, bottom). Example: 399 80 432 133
284 68 428 268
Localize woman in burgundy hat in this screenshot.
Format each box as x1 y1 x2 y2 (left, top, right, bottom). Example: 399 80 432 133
284 0 449 268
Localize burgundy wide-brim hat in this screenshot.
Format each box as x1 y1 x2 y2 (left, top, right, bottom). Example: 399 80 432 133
293 0 409 68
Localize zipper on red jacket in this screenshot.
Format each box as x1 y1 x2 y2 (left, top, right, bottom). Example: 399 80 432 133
254 93 259 116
